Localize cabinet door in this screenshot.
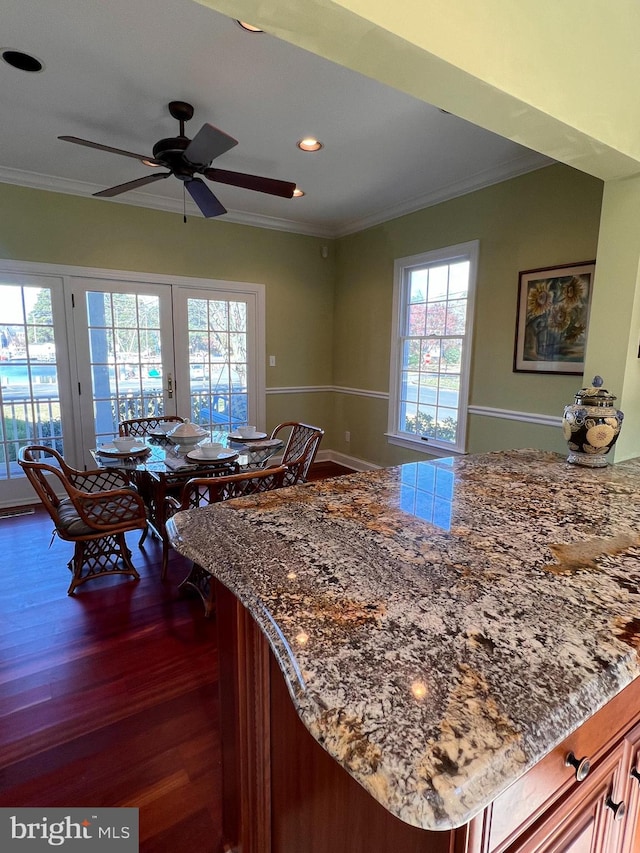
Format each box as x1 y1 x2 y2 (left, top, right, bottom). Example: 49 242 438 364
508 744 626 853
620 720 640 853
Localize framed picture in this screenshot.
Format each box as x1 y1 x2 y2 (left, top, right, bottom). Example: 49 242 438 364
513 260 595 374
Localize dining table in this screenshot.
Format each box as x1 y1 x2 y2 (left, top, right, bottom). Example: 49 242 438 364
91 429 284 578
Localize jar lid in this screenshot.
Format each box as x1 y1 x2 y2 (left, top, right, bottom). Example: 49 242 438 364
574 375 617 405
168 418 207 437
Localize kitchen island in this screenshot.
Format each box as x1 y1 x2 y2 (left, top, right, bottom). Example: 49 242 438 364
167 449 640 852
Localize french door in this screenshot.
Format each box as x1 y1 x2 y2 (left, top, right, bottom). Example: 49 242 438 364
0 261 264 505
172 286 260 439
73 278 176 466
73 278 264 469
0 273 75 506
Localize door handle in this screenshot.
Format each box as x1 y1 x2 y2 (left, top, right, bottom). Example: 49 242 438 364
167 373 173 399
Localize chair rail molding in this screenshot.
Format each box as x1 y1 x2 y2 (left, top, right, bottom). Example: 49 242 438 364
266 385 389 399
468 405 561 428
266 387 560 429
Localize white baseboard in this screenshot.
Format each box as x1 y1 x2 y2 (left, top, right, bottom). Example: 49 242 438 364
0 496 40 512
315 448 379 472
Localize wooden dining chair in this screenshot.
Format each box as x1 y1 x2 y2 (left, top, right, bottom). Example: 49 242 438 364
268 421 324 485
18 445 148 595
119 415 183 437
165 464 288 616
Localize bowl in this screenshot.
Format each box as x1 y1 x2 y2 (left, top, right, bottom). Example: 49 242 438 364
238 425 259 438
155 421 175 434
198 441 225 458
113 437 140 451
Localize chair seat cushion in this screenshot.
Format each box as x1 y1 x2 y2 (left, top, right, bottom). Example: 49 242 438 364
57 492 144 537
57 499 95 536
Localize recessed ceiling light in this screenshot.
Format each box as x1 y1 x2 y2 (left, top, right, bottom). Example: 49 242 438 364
297 138 323 152
236 21 263 32
1 49 44 73
293 188 305 198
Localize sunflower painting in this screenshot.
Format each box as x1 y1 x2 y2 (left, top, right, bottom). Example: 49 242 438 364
514 261 595 374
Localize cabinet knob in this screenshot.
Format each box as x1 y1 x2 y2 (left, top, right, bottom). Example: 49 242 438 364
631 767 640 785
605 795 626 821
565 751 591 782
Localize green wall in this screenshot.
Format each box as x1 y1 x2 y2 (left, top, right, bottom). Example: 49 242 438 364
333 163 604 465
0 182 335 439
0 163 606 468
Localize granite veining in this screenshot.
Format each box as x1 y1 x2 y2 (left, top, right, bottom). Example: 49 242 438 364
167 449 640 831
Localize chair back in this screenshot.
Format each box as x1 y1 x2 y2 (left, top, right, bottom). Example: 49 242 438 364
270 422 324 475
119 416 183 437
281 433 324 485
179 464 288 511
18 445 72 526
269 422 324 485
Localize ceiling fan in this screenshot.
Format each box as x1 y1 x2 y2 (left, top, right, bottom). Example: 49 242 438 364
58 100 297 218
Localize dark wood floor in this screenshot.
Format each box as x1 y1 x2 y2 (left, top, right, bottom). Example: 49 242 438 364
0 461 352 852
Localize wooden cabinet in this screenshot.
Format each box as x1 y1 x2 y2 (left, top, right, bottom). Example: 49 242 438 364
216 579 640 853
469 679 640 853
503 744 626 852
620 720 640 853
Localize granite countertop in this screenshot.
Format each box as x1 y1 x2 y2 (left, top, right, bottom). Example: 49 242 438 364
167 448 640 831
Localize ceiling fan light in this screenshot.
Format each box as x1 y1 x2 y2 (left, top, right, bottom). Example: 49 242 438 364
293 188 305 197
297 138 323 152
236 21 263 33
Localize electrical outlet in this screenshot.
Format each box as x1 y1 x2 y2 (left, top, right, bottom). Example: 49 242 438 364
345 431 350 442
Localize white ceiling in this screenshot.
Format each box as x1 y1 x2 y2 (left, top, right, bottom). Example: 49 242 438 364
1 0 552 238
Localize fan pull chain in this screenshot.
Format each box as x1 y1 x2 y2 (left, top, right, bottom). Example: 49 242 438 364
183 185 187 223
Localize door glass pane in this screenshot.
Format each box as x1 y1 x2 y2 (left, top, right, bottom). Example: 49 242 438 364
86 291 164 443
0 283 63 479
189 297 249 431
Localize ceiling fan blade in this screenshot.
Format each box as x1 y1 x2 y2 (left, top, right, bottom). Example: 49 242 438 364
204 167 296 199
184 124 238 167
58 135 160 165
185 177 227 218
93 172 172 198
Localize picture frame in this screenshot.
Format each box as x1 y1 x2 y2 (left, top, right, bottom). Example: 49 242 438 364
513 260 595 374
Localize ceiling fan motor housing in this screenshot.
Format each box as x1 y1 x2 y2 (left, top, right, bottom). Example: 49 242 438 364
152 136 194 178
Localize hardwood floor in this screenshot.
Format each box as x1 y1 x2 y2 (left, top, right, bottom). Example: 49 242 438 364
0 461 352 852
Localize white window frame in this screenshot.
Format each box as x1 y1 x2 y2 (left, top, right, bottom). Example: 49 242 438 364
387 240 479 456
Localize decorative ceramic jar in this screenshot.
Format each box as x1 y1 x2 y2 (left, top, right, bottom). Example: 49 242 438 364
562 375 624 467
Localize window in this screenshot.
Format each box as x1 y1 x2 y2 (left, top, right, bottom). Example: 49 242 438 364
388 241 478 455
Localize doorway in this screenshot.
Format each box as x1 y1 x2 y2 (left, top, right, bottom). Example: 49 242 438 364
0 261 265 505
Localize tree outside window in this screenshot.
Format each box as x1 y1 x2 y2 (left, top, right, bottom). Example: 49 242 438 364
389 242 478 455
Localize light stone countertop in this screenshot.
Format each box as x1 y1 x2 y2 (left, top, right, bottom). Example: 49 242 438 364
167 448 640 831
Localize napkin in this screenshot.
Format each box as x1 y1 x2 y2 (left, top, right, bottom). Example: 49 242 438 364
164 454 194 472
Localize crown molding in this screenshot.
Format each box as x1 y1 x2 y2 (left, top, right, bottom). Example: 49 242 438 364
0 152 551 241
0 165 335 238
332 152 552 238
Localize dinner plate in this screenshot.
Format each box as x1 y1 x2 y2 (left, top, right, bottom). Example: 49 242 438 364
243 439 282 450
227 431 268 442
98 444 148 458
149 429 173 439
185 448 239 464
